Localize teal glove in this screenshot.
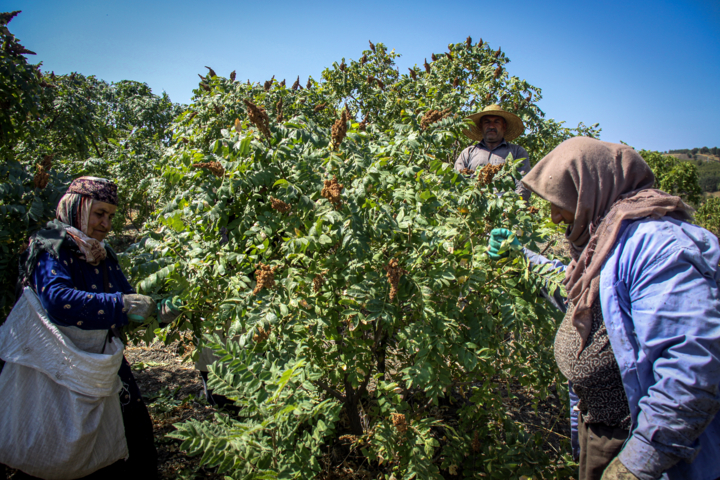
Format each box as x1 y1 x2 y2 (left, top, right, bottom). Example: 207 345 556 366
487 228 521 260
158 296 183 324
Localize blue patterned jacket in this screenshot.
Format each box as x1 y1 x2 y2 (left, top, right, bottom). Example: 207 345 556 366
32 247 134 330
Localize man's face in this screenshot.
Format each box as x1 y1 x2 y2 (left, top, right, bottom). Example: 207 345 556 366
87 201 116 242
480 115 506 144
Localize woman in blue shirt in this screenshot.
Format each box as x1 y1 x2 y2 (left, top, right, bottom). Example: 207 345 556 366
15 177 159 479
519 138 720 480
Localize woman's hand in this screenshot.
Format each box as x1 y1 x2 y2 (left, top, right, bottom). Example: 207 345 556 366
487 228 521 260
122 294 157 323
158 296 182 324
601 458 639 480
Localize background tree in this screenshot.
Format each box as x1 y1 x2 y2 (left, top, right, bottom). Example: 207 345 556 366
0 11 46 158
698 173 720 193
0 11 183 318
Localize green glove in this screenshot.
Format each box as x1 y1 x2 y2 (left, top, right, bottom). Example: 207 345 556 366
487 228 521 260
601 458 639 480
158 296 183 324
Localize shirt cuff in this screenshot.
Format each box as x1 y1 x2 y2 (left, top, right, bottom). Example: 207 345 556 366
618 433 682 480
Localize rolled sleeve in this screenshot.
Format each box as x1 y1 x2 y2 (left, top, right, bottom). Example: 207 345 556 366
619 246 720 479
32 251 129 330
523 248 567 272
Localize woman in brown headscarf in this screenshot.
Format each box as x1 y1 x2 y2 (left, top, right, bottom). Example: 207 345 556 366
521 137 720 480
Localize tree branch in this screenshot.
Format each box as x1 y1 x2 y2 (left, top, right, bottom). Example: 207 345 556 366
90 134 104 158
314 380 345 402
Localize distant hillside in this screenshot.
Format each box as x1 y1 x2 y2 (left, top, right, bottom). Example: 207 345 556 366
665 153 720 162
692 158 720 192
666 147 719 162
658 148 720 192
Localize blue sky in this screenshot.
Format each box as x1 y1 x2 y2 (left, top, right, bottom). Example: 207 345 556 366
5 0 719 152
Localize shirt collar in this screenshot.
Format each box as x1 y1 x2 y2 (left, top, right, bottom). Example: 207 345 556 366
478 138 508 150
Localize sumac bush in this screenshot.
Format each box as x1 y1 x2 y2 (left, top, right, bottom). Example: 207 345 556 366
123 40 590 479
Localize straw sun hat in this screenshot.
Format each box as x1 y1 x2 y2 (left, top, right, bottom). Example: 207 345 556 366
462 104 525 142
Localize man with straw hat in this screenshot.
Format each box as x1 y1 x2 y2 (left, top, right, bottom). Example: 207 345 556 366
455 104 532 201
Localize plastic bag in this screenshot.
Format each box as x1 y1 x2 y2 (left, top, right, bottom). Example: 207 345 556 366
0 287 128 479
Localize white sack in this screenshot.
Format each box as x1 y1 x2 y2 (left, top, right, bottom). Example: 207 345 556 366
0 287 128 480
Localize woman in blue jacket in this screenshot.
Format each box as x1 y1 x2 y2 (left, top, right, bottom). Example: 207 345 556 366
13 177 159 479
519 138 720 480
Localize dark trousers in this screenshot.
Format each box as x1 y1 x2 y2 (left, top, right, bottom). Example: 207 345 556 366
578 414 629 480
5 358 157 480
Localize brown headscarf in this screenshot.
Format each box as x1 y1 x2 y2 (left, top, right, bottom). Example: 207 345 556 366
521 137 692 348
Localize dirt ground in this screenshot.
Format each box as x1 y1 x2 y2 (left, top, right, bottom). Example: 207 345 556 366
123 341 225 480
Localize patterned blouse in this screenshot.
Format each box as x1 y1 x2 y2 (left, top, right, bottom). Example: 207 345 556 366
32 247 135 330
554 298 631 429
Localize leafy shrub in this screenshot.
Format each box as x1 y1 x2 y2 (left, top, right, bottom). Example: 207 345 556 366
0 160 71 317
695 197 720 238
124 39 585 479
639 150 702 205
